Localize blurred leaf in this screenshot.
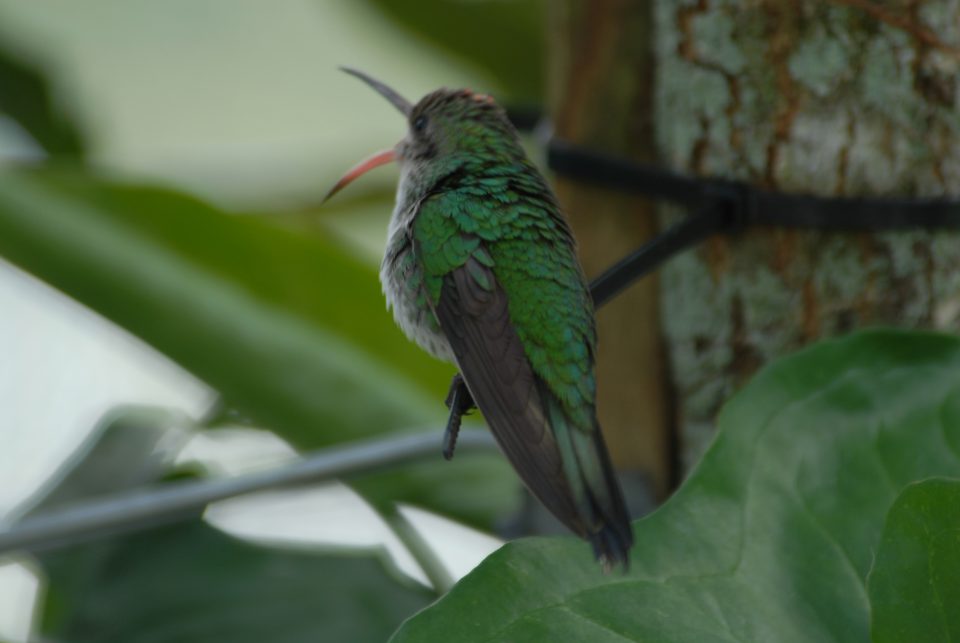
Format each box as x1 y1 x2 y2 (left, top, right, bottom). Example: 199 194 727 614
352 445 522 530
16 405 191 518
0 169 518 528
28 402 434 643
868 478 960 643
39 522 433 643
362 0 545 101
0 38 85 157
392 330 960 642
309 189 397 262
0 168 445 448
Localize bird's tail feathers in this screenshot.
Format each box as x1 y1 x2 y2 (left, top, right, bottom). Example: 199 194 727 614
543 387 634 570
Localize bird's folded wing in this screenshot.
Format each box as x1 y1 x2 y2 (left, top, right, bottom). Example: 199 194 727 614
432 256 587 535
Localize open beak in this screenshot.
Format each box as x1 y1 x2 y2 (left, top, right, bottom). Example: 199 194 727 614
323 148 396 202
323 68 412 203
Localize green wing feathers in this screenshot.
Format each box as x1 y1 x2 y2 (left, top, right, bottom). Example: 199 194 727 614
491 238 597 431
413 188 598 431
413 186 632 566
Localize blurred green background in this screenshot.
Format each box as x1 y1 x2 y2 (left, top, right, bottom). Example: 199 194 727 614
0 1 543 641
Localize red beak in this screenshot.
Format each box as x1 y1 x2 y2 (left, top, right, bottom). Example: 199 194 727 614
323 148 397 202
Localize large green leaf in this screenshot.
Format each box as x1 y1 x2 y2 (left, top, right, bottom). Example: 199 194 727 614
0 168 445 443
362 0 544 102
0 38 85 157
39 521 434 643
0 169 518 527
392 330 960 642
868 477 960 643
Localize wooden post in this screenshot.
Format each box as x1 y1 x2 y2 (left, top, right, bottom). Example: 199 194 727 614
548 0 672 499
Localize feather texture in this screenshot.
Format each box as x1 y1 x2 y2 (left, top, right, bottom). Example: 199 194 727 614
427 250 633 566
366 83 634 567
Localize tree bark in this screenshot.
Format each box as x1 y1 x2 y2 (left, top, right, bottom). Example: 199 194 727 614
656 0 960 468
548 1 672 498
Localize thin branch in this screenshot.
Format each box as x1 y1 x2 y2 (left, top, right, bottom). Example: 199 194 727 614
0 429 497 556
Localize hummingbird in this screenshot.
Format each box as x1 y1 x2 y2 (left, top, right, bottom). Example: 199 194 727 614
325 68 633 568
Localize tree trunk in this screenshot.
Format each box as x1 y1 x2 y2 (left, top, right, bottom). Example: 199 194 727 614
548 1 672 499
656 1 960 468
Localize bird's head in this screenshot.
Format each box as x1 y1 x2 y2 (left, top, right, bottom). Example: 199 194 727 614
324 68 521 201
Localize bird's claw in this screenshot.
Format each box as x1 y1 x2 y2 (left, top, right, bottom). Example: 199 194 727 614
442 373 474 459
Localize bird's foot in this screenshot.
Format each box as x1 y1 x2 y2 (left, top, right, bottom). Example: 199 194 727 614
442 373 475 460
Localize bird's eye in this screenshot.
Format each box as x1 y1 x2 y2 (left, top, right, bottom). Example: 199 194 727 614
413 115 428 133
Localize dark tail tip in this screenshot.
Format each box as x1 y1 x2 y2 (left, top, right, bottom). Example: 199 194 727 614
590 519 634 572
584 424 635 572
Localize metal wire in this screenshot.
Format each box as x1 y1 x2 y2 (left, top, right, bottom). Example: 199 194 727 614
0 429 498 555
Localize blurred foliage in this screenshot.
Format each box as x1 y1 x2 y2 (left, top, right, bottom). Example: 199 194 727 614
363 0 544 102
0 13 524 639
868 478 960 642
351 451 520 530
26 411 432 643
13 406 191 520
41 522 434 643
394 330 960 642
0 170 445 437
0 168 520 530
0 37 85 158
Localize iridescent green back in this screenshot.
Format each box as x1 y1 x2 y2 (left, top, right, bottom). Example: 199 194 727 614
410 119 598 432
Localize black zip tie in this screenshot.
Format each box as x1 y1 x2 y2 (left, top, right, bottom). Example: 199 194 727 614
548 137 960 229
588 202 727 308
548 138 705 210
543 136 960 300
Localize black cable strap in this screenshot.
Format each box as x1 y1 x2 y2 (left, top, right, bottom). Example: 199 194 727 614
589 203 726 308
545 137 960 300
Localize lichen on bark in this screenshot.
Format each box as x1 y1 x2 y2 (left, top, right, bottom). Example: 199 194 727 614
655 0 960 468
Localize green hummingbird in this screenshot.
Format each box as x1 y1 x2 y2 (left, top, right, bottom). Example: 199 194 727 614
326 68 633 568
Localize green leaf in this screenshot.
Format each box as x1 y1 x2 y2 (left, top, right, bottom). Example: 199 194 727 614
351 444 522 530
392 330 960 642
362 0 544 102
0 168 444 446
0 169 518 528
0 39 85 157
39 522 434 643
868 477 960 643
17 405 191 517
